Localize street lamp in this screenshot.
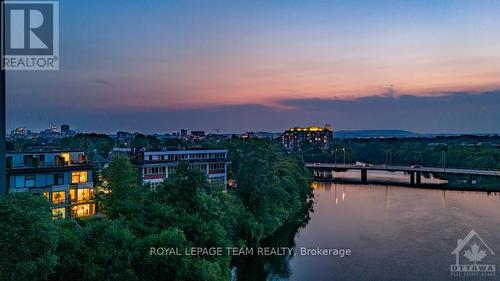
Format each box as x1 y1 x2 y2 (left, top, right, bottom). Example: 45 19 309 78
342 148 346 165
442 148 447 171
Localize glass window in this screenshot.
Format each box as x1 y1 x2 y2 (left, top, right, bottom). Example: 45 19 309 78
71 171 88 183
15 176 25 188
52 208 66 219
54 173 64 185
25 175 35 188
52 191 66 204
60 153 70 163
70 189 77 202
77 188 90 201
71 204 95 218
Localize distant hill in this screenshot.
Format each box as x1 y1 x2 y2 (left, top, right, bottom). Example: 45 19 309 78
335 130 419 139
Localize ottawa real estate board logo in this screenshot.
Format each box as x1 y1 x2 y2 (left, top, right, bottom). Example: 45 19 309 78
450 230 496 277
1 1 59 70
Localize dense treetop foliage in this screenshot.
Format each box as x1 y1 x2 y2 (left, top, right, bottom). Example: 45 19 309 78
299 135 500 169
0 139 312 281
0 193 58 281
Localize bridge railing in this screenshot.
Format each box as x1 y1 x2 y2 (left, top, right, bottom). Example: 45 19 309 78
306 162 500 172
305 164 500 177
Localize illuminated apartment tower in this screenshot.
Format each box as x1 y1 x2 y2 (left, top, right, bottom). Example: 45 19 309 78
282 124 333 151
6 150 96 219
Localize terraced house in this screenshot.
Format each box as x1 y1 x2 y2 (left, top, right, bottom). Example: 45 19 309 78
6 150 96 219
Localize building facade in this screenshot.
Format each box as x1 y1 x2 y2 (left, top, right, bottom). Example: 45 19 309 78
130 149 229 189
282 124 333 151
6 150 96 219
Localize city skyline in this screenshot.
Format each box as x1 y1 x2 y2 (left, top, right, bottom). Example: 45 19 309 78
7 0 500 133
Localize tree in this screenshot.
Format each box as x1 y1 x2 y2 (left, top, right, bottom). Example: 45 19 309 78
100 157 233 280
50 218 138 281
0 193 59 280
102 155 144 222
131 134 160 150
229 140 312 244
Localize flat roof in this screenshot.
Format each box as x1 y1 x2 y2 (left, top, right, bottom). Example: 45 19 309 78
7 149 85 155
143 149 228 155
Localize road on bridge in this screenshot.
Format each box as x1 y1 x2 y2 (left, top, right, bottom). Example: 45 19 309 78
305 163 500 177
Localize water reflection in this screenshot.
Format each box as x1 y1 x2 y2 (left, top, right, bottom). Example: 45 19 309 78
233 207 311 281
236 182 500 281
333 170 448 185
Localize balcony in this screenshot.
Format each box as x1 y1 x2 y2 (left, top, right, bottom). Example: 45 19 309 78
6 154 89 170
208 169 226 175
144 173 166 180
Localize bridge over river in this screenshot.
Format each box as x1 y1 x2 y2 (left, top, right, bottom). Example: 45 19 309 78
306 163 500 186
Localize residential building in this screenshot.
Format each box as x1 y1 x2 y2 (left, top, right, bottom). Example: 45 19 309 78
130 149 229 189
6 149 97 219
282 124 333 151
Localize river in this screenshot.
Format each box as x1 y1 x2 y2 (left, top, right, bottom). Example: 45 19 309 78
235 182 500 281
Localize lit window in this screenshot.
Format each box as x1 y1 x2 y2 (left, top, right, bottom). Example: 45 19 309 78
71 204 95 218
52 208 66 219
70 189 77 202
77 188 90 202
71 171 88 184
52 191 66 204
61 153 70 163
43 192 50 201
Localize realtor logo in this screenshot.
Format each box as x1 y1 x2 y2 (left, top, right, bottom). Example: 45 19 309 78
1 1 59 70
450 230 496 277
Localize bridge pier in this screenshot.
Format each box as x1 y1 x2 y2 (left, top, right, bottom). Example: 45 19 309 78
317 170 334 179
409 172 422 186
361 169 368 183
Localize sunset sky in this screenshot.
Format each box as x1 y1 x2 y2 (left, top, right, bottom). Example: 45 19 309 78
7 0 500 133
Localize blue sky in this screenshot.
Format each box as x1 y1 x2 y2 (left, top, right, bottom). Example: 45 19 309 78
7 0 500 133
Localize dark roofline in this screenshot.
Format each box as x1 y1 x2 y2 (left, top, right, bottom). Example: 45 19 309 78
7 149 86 155
7 164 94 175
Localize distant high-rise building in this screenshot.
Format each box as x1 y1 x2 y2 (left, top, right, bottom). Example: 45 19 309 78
61 124 69 133
61 124 70 136
180 129 188 139
282 124 333 151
